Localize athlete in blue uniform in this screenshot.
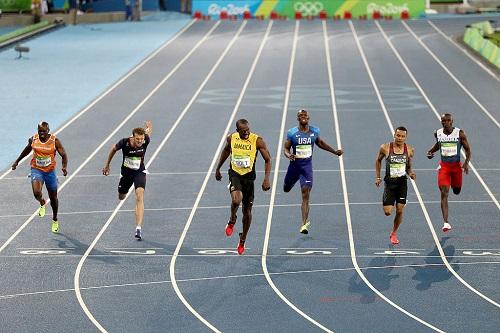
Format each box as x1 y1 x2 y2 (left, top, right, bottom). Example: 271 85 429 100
283 110 343 234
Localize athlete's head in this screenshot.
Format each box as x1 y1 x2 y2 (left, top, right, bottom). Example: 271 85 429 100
131 127 146 147
440 113 453 131
393 126 407 145
236 119 250 140
37 121 50 140
297 109 309 126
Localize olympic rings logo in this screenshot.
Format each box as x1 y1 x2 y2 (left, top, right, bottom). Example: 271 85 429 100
293 1 324 16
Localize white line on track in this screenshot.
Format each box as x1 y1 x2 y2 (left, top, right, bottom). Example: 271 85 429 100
0 21 222 257
73 21 227 333
337 21 445 332
367 21 500 309
4 261 499 301
261 20 335 333
0 19 197 180
402 21 500 128
426 20 500 82
167 20 274 333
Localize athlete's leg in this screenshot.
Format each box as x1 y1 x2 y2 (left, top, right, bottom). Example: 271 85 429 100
241 201 253 242
300 186 311 225
439 185 450 222
451 165 463 195
134 187 145 227
283 162 300 192
47 190 58 221
230 190 242 222
30 169 46 206
383 205 393 216
392 203 405 234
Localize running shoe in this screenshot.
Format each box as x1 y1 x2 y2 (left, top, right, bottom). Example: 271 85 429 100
390 232 400 245
38 203 46 217
225 220 235 237
237 233 245 255
442 222 452 233
51 220 59 233
135 228 142 240
299 220 311 234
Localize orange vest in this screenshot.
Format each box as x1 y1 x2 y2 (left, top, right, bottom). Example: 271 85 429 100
31 134 57 172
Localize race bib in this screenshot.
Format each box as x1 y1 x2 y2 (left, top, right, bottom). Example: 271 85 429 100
123 156 141 170
441 143 458 157
232 155 251 168
35 156 51 167
390 163 406 178
295 145 312 158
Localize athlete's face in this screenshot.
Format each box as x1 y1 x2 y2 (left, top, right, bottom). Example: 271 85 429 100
297 112 309 126
441 115 453 132
237 123 250 140
37 126 49 140
132 133 145 148
393 129 407 145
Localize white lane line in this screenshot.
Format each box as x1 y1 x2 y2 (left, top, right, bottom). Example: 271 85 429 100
0 21 222 257
370 21 500 309
4 261 500 301
262 20 335 333
73 21 227 333
168 20 273 333
0 19 198 180
402 21 500 129
337 21 445 332
3 167 499 179
426 20 500 82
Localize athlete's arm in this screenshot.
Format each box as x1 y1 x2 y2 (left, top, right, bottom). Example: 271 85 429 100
406 146 416 180
257 137 271 191
316 137 343 156
215 135 231 181
284 139 295 161
102 145 119 176
426 132 439 159
460 129 471 175
11 138 33 170
55 138 68 176
375 144 387 187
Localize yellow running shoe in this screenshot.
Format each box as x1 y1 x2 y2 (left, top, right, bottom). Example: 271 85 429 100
299 220 311 234
38 203 46 217
51 220 59 233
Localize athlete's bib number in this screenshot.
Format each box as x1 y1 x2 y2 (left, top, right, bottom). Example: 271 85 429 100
441 143 458 157
390 163 406 178
295 145 312 159
232 155 251 168
123 157 141 170
35 156 51 167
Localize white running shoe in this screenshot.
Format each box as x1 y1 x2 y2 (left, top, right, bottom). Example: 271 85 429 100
442 222 452 232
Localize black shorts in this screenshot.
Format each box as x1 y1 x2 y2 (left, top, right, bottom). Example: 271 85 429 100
118 171 146 194
382 180 407 206
228 169 254 206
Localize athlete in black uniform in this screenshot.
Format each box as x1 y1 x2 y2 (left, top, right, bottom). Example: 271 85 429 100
375 127 416 245
103 121 152 240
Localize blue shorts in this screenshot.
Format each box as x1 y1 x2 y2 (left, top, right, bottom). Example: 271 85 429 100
31 168 58 192
284 160 313 189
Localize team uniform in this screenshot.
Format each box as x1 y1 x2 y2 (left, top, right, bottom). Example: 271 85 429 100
30 133 58 192
382 143 409 206
115 134 150 194
436 128 462 188
228 132 259 205
284 125 320 189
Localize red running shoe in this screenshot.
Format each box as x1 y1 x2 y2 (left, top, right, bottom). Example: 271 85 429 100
390 232 400 245
225 221 235 236
237 233 245 255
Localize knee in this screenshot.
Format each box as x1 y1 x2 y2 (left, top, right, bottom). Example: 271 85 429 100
231 198 242 206
383 207 392 216
452 187 461 195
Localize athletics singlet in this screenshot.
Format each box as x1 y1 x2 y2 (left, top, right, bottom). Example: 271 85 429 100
30 134 57 172
287 125 320 162
230 132 258 177
384 142 408 182
436 128 461 163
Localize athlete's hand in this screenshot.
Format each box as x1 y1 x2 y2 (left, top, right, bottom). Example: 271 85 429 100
335 149 344 156
11 162 18 170
262 178 270 191
287 154 296 161
426 151 434 159
462 162 469 175
102 166 110 176
409 171 416 180
215 169 222 181
375 178 382 187
62 168 68 177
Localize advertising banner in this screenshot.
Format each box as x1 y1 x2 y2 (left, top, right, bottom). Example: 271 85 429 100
0 0 32 12
192 0 426 18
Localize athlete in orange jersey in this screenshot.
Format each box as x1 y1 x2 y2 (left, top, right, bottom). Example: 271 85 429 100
12 121 68 233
